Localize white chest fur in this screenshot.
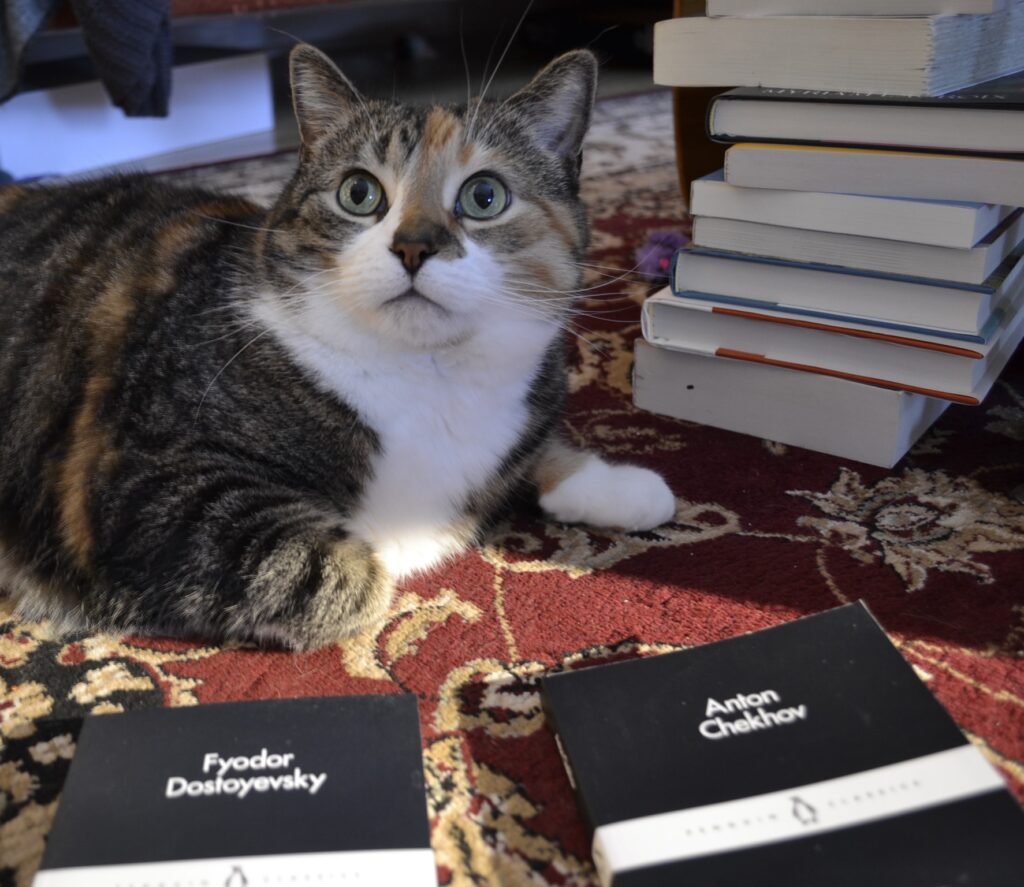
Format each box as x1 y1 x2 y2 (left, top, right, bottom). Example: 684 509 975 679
257 302 557 579
342 347 536 577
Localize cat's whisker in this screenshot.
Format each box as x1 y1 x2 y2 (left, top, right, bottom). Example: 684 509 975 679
196 320 262 347
504 277 643 298
193 328 272 423
194 317 258 338
557 310 641 324
568 263 653 291
193 302 249 317
570 257 650 288
278 266 339 299
557 321 616 356
467 0 535 140
514 280 646 299
196 215 283 234
463 291 568 328
350 88 381 145
459 7 472 112
574 258 649 275
464 287 640 342
496 291 641 323
472 288 617 352
195 309 254 326
503 291 640 309
517 259 648 285
467 18 504 140
472 292 637 341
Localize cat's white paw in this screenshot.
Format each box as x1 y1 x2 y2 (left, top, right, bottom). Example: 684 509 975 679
539 455 676 532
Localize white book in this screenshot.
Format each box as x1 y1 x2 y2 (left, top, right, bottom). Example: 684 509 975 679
672 246 1024 337
633 340 949 468
724 144 1024 208
690 172 1014 249
641 280 1024 403
708 0 1002 15
690 211 1024 285
653 4 1024 96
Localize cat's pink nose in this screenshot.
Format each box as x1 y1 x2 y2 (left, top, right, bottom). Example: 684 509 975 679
390 240 435 275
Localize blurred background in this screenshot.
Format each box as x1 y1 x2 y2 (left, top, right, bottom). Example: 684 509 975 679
0 0 670 179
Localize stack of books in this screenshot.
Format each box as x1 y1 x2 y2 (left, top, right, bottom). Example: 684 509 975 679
640 1 1024 467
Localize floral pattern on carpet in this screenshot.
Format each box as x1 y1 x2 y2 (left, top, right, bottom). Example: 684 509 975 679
1 91 1022 887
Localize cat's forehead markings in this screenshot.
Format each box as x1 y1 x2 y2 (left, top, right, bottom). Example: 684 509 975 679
372 131 391 164
421 108 460 153
390 111 467 222
383 121 422 169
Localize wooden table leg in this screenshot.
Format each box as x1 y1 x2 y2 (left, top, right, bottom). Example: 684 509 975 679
670 0 727 206
672 85 727 205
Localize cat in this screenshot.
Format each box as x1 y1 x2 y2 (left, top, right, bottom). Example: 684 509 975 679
0 44 676 649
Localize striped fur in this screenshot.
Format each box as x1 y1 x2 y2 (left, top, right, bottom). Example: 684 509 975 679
0 45 672 649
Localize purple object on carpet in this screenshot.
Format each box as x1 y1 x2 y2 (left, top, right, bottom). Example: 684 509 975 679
635 228 689 282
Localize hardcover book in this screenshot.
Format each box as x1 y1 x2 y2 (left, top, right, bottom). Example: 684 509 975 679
689 209 1024 287
723 143 1024 208
653 4 1024 97
632 340 949 468
689 170 1015 250
708 0 1002 13
33 695 437 886
672 244 1024 340
542 602 1024 887
644 256 1024 404
708 70 1024 156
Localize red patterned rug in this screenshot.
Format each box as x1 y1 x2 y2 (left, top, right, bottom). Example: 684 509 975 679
1 91 1023 887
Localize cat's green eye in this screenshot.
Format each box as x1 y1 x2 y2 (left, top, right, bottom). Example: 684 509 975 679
337 171 385 216
456 174 509 221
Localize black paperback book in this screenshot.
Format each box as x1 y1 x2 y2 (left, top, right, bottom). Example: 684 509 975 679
541 602 1024 887
33 694 437 886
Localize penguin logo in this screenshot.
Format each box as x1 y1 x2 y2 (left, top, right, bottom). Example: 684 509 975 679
791 796 817 825
225 866 248 887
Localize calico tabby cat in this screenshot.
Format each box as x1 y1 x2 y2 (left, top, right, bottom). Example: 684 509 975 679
0 44 675 649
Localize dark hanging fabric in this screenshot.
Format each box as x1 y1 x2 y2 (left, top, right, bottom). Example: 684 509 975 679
0 0 60 104
68 0 172 117
0 0 172 117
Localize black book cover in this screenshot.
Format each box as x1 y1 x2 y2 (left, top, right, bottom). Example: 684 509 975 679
708 69 1024 156
34 694 436 886
541 602 1024 887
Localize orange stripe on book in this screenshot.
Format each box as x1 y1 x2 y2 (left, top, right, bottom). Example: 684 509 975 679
715 349 979 406
710 308 983 357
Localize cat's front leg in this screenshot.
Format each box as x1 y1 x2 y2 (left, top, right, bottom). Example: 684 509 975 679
534 439 676 532
238 531 394 650
96 474 394 650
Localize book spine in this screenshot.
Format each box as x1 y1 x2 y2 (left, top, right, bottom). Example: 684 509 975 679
678 246 993 296
540 694 602 839
671 291 989 344
715 349 979 404
709 307 983 357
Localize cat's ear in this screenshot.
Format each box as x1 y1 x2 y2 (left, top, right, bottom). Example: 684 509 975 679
510 50 597 159
289 43 363 146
